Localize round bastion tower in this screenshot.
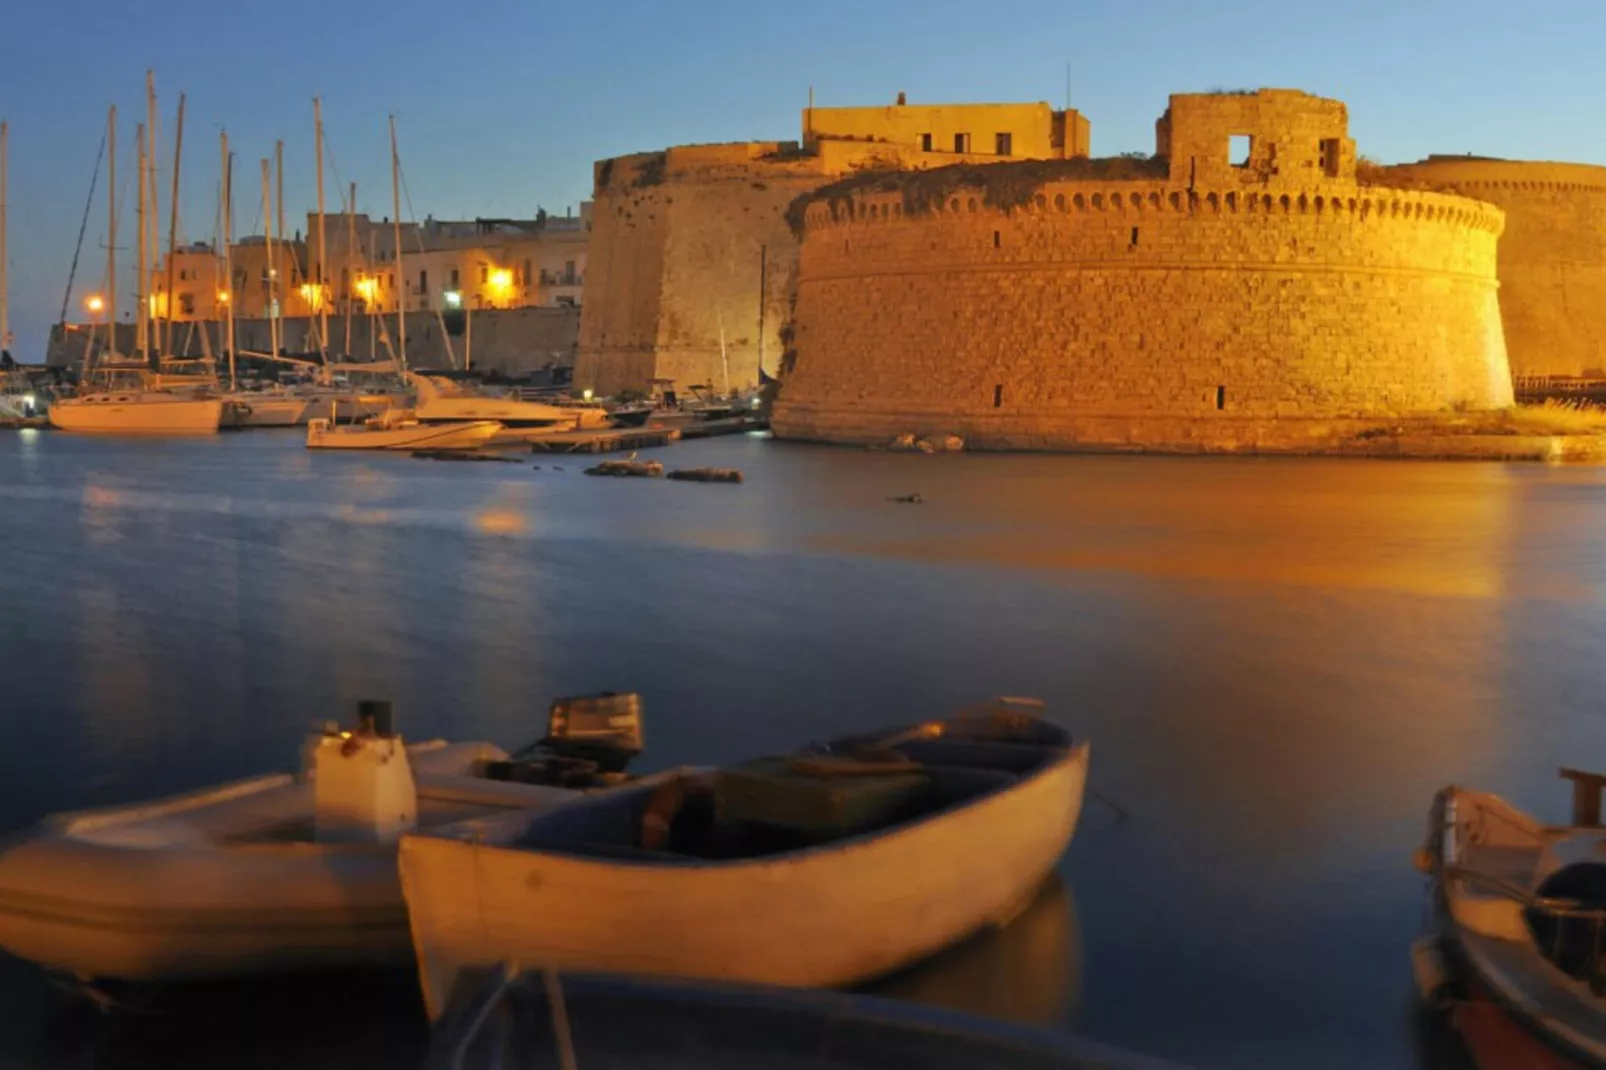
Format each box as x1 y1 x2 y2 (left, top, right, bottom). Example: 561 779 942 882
772 90 1515 453
1383 157 1606 381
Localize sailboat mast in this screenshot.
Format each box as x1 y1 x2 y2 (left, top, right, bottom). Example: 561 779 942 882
106 107 117 362
314 98 328 361
135 121 148 367
1 120 9 356
389 115 405 369
275 139 285 354
164 93 185 361
221 131 235 389
145 71 158 363
261 157 277 359
344 181 355 358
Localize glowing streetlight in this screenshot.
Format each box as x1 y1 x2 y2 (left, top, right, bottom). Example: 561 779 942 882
444 290 462 308
85 294 105 314
489 269 512 292
217 290 231 305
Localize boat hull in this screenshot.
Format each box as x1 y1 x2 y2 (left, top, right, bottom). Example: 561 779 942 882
48 395 222 434
0 743 578 983
306 419 503 451
401 740 1089 1019
1425 786 1606 1068
230 396 314 427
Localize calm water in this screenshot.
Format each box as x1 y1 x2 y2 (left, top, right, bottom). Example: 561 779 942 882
2 428 1606 1068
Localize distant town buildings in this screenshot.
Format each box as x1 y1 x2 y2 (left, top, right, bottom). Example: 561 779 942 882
148 204 592 324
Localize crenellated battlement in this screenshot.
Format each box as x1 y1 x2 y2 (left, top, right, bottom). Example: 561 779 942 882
797 177 1503 236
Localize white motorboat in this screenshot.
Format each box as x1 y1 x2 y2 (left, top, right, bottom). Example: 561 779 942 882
413 374 610 439
400 699 1088 1020
305 410 503 450
49 388 224 434
0 697 646 984
1417 774 1606 1068
226 391 315 428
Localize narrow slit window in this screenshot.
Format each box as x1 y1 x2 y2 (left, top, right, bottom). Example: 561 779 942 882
993 384 1003 408
993 230 1001 249
1230 134 1251 168
1215 386 1227 411
1320 138 1341 177
1130 227 1140 246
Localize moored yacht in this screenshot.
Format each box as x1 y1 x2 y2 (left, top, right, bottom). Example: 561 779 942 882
412 373 609 439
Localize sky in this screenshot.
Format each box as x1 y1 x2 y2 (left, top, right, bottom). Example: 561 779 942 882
2 0 1603 359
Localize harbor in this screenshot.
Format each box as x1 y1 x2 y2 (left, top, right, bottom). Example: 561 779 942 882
0 428 1602 1066
4 4 1606 1066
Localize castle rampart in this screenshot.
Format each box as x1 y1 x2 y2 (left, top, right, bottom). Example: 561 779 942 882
773 91 1515 452
1382 157 1606 378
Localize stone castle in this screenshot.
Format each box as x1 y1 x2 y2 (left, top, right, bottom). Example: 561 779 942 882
575 89 1606 451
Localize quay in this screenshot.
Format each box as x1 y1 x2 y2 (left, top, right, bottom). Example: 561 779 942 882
528 426 679 454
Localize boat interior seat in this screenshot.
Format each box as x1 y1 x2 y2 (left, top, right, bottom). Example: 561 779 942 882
890 738 1051 775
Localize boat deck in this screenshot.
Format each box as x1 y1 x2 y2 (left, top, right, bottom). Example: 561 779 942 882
528 427 680 454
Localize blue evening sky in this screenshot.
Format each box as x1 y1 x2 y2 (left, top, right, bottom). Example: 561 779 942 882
0 0 1599 358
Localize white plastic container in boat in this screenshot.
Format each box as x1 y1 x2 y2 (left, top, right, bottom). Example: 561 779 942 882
0 724 579 984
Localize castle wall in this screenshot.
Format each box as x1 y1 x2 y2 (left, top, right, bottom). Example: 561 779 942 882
575 148 827 397
1382 158 1606 378
805 102 1088 159
773 177 1511 451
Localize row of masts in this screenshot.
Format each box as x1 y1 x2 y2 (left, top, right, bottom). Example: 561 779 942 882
90 73 411 386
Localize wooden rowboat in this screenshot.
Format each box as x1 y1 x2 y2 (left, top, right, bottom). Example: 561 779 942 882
1417 770 1606 1068
399 699 1089 1019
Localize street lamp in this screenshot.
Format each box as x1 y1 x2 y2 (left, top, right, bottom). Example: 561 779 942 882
444 290 462 308
85 294 105 314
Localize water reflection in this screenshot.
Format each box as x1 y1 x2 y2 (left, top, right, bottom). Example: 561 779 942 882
869 874 1079 1027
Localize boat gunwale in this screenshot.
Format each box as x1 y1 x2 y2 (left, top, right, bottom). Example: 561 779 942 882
414 736 1089 874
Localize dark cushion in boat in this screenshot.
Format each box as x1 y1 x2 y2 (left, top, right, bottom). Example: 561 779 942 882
1528 863 1606 982
714 761 929 838
1538 863 1606 906
892 739 1051 775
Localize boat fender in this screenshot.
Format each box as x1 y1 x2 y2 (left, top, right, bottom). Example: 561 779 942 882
1410 937 1454 1007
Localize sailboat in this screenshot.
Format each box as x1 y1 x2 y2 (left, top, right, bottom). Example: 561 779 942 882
0 118 36 423
50 81 224 434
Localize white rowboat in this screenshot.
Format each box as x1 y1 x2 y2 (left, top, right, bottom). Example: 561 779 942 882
400 701 1089 1020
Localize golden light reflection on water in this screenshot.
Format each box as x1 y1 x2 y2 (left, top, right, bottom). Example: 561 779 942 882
805 460 1522 601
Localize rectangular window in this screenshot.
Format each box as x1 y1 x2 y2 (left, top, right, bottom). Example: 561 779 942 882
1215 386 1227 411
179 293 195 316
953 132 970 154
920 132 933 152
565 260 576 283
995 132 1012 157
480 265 489 284
450 267 460 290
1320 138 1341 177
993 384 1003 408
419 269 428 294
1230 134 1251 167
524 259 533 288
992 230 1001 249
1130 227 1140 246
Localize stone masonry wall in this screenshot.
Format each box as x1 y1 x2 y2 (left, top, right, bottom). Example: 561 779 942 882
773 176 1511 451
575 149 829 397
1382 158 1606 378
